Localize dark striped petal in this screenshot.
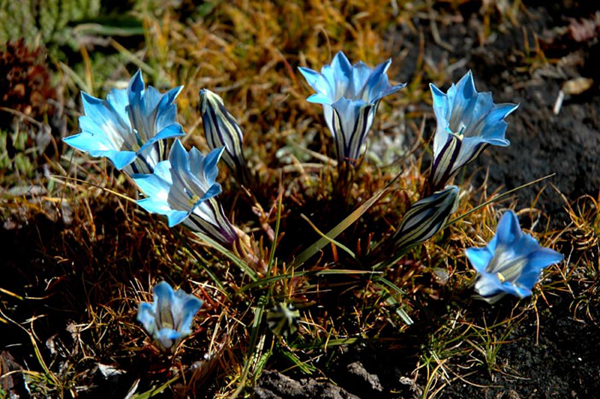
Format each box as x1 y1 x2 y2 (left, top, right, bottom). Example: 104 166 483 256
430 132 488 191
328 99 375 163
185 198 239 249
393 186 459 252
200 89 247 173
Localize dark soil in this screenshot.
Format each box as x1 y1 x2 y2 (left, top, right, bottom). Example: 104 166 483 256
254 2 600 398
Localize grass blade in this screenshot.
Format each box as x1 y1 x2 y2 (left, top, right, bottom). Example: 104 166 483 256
300 213 357 260
239 269 381 293
447 173 555 226
192 231 258 281
292 187 389 267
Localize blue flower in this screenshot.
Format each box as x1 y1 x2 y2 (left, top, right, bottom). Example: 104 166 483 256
429 71 518 191
299 51 405 163
465 210 563 303
133 139 238 247
137 281 203 352
64 70 184 174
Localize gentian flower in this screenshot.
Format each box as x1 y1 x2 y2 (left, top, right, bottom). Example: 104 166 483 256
392 185 459 253
64 70 184 175
299 51 405 163
200 89 249 178
137 281 203 352
429 71 518 191
133 139 239 248
466 210 563 303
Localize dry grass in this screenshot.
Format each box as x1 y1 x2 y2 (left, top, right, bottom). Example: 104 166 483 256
1 1 596 398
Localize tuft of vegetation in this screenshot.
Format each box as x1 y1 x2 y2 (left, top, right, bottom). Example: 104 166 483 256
1 1 597 398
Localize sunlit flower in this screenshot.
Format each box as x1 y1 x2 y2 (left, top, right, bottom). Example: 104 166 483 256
299 51 405 163
133 139 239 247
393 185 459 253
137 281 203 352
64 70 184 174
466 210 563 303
429 71 518 191
200 89 251 184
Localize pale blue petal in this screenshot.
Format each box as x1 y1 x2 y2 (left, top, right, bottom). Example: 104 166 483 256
465 247 493 273
306 92 334 105
527 247 564 269
188 147 206 178
133 172 171 199
151 123 185 142
155 328 183 349
166 210 191 227
332 51 352 73
153 281 174 303
154 281 175 331
203 147 225 185
155 86 184 132
176 292 202 334
107 151 140 170
106 88 129 119
298 67 331 97
474 272 504 297
137 302 156 333
518 248 563 288
63 130 112 153
495 210 522 246
169 139 190 172
199 183 222 202
136 197 170 215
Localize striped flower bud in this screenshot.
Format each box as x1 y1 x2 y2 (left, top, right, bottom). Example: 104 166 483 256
200 89 251 184
392 186 459 253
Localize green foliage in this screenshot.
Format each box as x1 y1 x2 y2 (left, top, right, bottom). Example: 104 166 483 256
0 128 38 185
0 0 101 51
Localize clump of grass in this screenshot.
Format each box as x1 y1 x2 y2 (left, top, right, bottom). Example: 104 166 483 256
1 1 587 398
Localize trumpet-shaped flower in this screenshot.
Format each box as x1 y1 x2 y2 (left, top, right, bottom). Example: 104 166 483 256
299 51 405 163
133 139 238 247
393 185 459 253
137 281 203 352
429 71 518 191
466 210 563 303
64 70 184 174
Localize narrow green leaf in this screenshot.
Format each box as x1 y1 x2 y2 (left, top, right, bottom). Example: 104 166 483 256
229 297 267 399
447 173 555 226
192 231 258 281
281 349 316 374
373 277 414 325
300 214 357 260
268 193 283 273
292 187 389 267
173 230 227 294
239 269 381 293
131 375 179 399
